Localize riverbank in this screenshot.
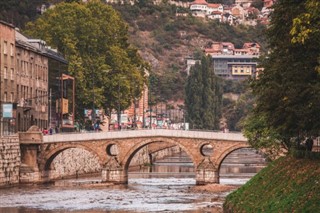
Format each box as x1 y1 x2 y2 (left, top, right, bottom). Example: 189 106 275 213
191 184 238 193
223 155 320 212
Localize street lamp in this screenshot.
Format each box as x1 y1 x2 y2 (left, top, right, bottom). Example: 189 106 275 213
142 88 145 128
92 72 95 126
117 79 121 130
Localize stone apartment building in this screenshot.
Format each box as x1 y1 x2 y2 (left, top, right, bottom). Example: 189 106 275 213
15 31 49 132
0 21 69 135
0 21 16 135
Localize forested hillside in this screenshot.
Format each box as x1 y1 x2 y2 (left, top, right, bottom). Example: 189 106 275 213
113 2 267 101
0 0 267 130
0 0 266 101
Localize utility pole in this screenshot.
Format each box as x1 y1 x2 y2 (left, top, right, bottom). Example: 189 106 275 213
142 88 145 128
118 79 121 130
133 98 136 128
49 88 52 128
92 70 95 126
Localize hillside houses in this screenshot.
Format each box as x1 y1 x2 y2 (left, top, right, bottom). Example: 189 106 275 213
189 0 277 25
186 41 260 79
204 42 260 79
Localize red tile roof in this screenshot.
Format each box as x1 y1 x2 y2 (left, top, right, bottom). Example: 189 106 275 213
190 0 208 5
208 3 221 8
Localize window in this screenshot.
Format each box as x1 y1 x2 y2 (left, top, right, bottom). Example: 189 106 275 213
16 59 19 75
3 41 7 54
10 68 14 80
10 92 14 102
4 92 7 102
4 67 7 79
17 85 19 100
30 63 33 77
21 61 23 74
10 43 14 56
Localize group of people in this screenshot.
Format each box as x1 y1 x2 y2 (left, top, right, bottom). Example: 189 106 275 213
42 127 59 135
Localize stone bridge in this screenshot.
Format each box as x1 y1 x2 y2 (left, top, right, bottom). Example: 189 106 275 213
19 129 249 185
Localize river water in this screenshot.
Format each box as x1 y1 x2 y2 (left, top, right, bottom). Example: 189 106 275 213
0 148 266 213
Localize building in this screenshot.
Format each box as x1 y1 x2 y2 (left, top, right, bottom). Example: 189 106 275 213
0 20 69 135
42 47 69 132
126 84 149 128
189 0 223 19
235 0 254 8
205 42 260 79
0 21 16 135
15 31 49 132
264 0 276 8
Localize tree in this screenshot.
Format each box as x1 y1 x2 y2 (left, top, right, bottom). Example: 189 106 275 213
185 55 222 130
25 0 147 123
0 0 46 28
224 86 254 131
290 0 320 74
185 62 203 129
244 0 320 151
251 0 264 11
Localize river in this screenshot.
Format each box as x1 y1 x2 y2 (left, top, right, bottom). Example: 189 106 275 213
0 148 266 213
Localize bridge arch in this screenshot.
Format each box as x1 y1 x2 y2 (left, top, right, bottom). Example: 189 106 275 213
215 144 251 176
41 144 104 171
122 137 197 172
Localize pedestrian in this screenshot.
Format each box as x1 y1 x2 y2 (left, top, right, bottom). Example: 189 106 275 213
306 137 314 151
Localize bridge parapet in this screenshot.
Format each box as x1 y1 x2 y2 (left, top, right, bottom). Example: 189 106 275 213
43 129 246 143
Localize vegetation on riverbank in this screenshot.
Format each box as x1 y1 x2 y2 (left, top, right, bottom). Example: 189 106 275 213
223 155 320 212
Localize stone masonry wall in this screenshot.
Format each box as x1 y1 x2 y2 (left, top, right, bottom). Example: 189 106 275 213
0 136 20 187
51 148 101 178
151 145 181 162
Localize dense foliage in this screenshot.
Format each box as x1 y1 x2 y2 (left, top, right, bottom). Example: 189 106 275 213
243 0 320 152
0 0 44 28
185 55 222 130
25 0 147 122
224 156 320 212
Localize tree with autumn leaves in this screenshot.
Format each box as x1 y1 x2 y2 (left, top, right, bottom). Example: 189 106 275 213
25 0 148 123
243 0 320 155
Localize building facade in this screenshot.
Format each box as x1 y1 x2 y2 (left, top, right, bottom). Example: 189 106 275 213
0 21 16 135
15 32 49 132
205 42 260 79
0 21 69 135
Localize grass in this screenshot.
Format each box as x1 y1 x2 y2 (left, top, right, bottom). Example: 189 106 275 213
223 155 320 212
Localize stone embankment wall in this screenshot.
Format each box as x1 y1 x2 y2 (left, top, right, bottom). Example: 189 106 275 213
51 148 101 178
150 145 181 162
0 136 20 187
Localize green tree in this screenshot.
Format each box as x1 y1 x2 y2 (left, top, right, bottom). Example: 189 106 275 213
185 55 222 130
291 0 320 74
0 0 46 28
224 87 254 131
244 0 320 151
251 0 264 11
25 0 147 123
